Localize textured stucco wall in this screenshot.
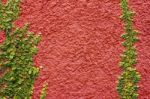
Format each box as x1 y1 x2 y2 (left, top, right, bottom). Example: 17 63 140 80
130 0 150 99
0 0 150 99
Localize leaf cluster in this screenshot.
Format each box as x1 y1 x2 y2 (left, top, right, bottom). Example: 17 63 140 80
40 82 48 99
0 25 40 98
0 0 20 36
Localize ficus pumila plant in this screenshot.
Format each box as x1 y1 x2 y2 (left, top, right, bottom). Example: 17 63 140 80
117 0 141 99
0 0 41 98
40 82 48 99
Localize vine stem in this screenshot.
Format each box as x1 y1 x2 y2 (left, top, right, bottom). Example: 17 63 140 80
117 0 141 99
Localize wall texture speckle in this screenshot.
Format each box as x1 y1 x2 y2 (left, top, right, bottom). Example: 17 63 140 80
0 0 150 99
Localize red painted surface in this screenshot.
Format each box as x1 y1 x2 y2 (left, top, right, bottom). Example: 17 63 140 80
0 0 150 99
130 0 150 99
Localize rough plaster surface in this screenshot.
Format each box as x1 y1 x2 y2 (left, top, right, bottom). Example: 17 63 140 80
130 0 150 99
0 0 150 99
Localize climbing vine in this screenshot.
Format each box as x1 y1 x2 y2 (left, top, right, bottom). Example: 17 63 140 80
40 82 48 99
117 0 141 99
0 0 40 98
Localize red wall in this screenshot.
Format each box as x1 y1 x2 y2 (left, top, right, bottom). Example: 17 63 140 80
1 0 150 99
130 0 150 98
